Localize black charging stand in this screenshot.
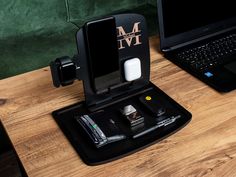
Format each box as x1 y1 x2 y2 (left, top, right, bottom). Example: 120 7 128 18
51 14 192 165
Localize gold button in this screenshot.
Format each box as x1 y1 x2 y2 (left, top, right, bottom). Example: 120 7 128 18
145 96 152 101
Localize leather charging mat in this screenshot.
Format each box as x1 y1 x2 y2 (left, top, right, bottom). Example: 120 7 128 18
52 82 191 165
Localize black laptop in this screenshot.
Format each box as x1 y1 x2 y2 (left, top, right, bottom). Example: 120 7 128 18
157 0 236 92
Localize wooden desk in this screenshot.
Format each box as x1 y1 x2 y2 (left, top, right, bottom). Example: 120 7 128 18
1 36 236 177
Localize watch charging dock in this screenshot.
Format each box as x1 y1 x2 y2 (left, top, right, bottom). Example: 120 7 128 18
50 13 192 165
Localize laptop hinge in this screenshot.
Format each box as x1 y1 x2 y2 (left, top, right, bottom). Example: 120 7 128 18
163 27 236 53
162 48 172 52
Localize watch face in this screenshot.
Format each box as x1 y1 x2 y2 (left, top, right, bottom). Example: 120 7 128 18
60 64 76 82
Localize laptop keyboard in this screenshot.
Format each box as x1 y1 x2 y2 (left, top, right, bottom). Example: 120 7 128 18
177 33 236 72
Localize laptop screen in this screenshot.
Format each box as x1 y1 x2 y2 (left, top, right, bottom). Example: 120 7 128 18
163 0 236 38
158 0 236 49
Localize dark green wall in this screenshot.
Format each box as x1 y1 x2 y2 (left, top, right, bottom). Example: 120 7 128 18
0 0 157 80
0 0 71 39
66 0 147 25
0 0 77 79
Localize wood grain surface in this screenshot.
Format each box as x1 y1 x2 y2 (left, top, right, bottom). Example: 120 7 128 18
1 36 236 177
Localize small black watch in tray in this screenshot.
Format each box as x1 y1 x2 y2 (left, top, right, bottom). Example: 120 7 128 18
120 105 144 127
50 13 192 165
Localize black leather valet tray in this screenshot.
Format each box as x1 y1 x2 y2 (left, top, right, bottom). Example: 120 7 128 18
52 82 191 165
